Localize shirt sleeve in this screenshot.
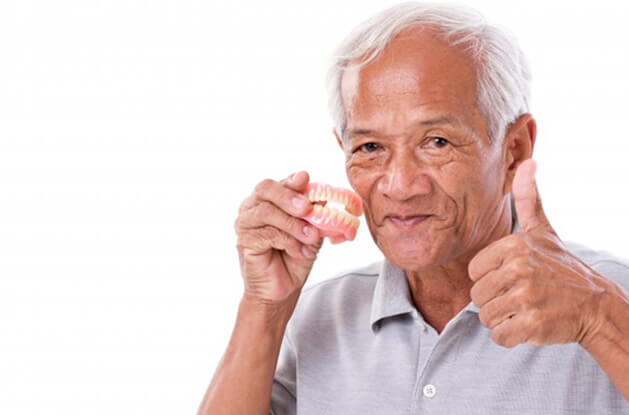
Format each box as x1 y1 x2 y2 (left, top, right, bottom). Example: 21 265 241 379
591 259 629 292
270 331 297 415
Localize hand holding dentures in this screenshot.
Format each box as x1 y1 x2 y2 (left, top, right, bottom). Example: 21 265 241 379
234 171 363 305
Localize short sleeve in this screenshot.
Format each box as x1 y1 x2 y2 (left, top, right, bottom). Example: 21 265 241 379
591 259 629 292
270 332 297 415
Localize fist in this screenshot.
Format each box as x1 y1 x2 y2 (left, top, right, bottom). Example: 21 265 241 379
234 171 323 304
468 160 611 348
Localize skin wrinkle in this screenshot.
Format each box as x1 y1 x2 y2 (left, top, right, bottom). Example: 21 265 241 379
336 27 519 328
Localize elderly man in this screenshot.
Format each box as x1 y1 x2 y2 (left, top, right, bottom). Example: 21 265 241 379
198 3 629 414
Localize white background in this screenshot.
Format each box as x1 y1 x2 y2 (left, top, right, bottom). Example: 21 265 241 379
1 0 628 413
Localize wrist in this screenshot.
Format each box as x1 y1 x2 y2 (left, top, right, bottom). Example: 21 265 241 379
580 281 629 352
238 292 299 335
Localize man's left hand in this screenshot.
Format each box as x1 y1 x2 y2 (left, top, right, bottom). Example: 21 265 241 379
468 159 613 348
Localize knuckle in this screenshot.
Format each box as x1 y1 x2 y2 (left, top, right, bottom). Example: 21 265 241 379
510 259 534 282
284 214 302 234
504 235 529 254
470 284 480 304
478 307 491 327
519 277 535 298
259 225 279 241
491 329 503 346
251 203 272 225
235 232 250 252
255 202 272 220
254 178 274 196
468 258 480 279
513 235 530 252
527 308 542 325
238 196 253 214
491 328 507 346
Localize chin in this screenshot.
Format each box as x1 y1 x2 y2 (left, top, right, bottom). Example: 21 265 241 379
377 232 453 272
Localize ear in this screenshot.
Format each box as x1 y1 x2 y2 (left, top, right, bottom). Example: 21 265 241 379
502 114 537 195
333 128 344 150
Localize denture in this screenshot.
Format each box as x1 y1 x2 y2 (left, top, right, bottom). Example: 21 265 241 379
300 183 363 244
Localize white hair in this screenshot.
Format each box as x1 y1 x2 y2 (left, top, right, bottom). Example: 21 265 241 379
326 2 531 143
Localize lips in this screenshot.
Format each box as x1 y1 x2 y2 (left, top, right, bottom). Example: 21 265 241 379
384 214 432 228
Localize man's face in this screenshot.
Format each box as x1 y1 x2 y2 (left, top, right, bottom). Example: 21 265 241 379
340 27 509 272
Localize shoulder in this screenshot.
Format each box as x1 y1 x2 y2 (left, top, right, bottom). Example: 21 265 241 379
296 261 381 314
564 240 629 291
286 261 381 342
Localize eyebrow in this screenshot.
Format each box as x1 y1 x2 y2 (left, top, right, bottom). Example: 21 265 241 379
347 116 459 138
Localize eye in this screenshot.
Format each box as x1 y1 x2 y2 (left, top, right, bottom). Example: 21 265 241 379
430 137 449 148
356 142 381 153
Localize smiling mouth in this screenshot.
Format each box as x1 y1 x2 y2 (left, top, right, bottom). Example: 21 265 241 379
385 215 431 228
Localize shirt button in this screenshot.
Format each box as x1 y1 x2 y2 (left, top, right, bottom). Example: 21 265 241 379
423 384 437 398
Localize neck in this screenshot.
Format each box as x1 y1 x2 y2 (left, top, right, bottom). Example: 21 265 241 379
405 201 513 333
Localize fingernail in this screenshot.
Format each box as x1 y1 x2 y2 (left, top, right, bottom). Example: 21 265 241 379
303 225 315 237
292 197 307 210
302 245 314 258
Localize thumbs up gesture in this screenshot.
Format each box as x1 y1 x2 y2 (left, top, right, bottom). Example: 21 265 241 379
468 159 615 348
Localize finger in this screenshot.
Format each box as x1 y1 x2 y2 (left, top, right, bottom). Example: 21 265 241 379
490 312 531 348
239 225 307 259
470 256 532 307
252 176 313 218
512 159 550 233
237 201 320 245
478 289 520 329
280 170 310 192
238 171 309 214
468 234 528 282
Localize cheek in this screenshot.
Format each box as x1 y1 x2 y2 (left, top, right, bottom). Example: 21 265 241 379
345 159 380 199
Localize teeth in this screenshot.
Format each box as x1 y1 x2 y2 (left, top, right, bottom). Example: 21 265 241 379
315 191 321 201
313 204 322 214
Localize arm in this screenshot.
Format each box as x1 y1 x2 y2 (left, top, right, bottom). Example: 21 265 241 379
580 282 629 403
196 295 296 415
196 171 322 414
468 160 629 403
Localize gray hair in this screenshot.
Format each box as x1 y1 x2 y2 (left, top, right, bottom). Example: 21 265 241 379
326 2 531 143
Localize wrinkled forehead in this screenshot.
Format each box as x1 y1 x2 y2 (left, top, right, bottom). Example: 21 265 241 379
340 27 483 137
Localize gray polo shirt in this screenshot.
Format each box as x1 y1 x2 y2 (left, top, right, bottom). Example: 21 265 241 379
270 241 629 414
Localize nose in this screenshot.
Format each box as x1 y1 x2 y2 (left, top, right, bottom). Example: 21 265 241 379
377 150 432 201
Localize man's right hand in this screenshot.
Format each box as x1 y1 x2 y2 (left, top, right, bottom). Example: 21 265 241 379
234 171 323 307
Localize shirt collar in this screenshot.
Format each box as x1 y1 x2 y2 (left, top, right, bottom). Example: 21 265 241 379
369 260 416 332
370 205 518 331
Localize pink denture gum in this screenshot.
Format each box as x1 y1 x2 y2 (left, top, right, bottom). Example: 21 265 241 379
300 183 364 244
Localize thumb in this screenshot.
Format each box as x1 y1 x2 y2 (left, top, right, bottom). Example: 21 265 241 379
512 159 550 233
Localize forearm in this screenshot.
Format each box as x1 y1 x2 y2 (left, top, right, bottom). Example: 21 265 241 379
196 294 297 415
581 285 629 403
